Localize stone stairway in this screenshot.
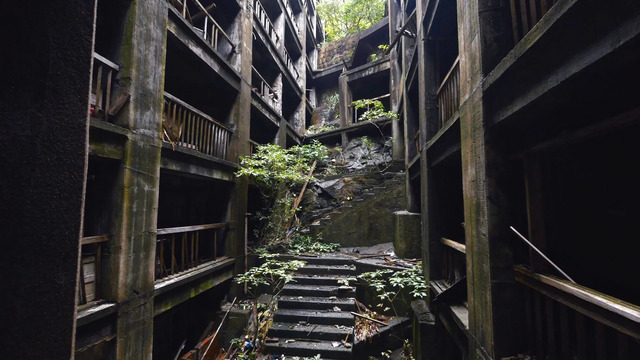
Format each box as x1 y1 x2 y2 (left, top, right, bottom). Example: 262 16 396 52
263 255 358 360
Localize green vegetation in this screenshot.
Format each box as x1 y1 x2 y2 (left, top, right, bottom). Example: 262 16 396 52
352 98 398 122
316 0 387 42
288 234 341 255
236 141 328 248
358 264 428 318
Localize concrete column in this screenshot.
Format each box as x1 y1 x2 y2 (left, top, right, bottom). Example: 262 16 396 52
227 0 254 284
338 73 351 148
99 2 166 359
388 0 405 162
0 1 95 358
457 0 521 358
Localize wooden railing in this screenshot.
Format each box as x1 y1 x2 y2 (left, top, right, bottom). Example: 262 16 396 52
169 0 235 55
249 140 260 156
155 223 229 281
441 237 466 287
515 265 640 359
509 0 558 44
162 92 233 160
91 53 119 122
284 0 299 35
437 57 460 128
252 66 279 111
282 47 300 82
79 235 109 304
253 0 279 46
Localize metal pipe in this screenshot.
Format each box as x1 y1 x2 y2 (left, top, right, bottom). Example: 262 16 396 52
510 226 576 283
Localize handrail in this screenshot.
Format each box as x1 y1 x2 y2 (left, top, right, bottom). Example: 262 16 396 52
156 222 229 280
436 56 460 95
282 47 300 80
441 237 466 254
79 234 109 304
91 52 120 122
515 266 640 335
157 222 230 236
81 235 109 245
251 66 279 110
163 92 233 159
169 0 235 53
509 0 557 44
253 0 279 45
436 57 460 128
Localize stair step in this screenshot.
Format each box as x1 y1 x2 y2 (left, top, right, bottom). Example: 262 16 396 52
296 264 357 276
268 322 353 341
279 255 355 266
278 296 356 312
281 284 355 298
263 339 352 360
273 309 354 326
293 274 355 286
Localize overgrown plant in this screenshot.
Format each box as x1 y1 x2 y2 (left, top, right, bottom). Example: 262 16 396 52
288 234 341 255
231 252 306 359
236 141 328 247
352 99 399 122
358 264 428 319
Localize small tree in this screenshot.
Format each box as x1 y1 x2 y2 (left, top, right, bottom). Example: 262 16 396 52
236 140 327 248
317 0 387 42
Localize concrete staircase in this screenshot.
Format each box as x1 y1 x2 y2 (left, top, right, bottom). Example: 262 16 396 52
263 255 357 360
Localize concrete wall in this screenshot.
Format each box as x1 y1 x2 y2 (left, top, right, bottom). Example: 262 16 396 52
0 0 96 358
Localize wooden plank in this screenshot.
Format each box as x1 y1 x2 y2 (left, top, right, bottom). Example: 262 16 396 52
515 266 640 339
157 223 230 236
82 235 109 245
440 237 466 254
93 52 119 70
594 322 606 359
524 287 535 354
617 332 629 359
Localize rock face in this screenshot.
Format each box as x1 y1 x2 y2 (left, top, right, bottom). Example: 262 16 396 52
302 169 406 248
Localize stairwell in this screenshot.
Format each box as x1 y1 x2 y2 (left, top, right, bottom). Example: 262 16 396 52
263 254 358 359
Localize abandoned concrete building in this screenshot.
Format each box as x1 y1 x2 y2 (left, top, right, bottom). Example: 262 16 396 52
2 0 640 359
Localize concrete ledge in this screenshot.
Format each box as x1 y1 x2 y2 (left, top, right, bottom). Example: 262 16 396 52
76 301 117 327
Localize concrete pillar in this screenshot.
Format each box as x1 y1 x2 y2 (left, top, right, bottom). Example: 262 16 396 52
98 2 167 359
0 1 95 358
457 0 521 358
388 0 405 162
227 0 253 286
393 211 421 259
338 73 351 148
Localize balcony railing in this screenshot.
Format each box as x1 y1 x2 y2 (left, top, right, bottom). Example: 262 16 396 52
515 265 640 359
155 223 229 281
169 0 235 55
282 47 300 82
437 57 460 128
253 0 279 46
249 140 260 156
91 53 119 122
284 0 299 35
78 235 109 305
509 0 558 44
440 237 466 287
251 66 279 111
162 92 233 160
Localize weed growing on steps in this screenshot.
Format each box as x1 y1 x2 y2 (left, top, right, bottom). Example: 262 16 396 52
288 234 340 255
357 264 428 319
231 251 306 359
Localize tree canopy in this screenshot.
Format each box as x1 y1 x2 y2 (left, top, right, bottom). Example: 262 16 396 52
316 0 387 42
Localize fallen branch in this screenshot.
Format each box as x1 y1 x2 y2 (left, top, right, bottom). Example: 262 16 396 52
201 297 237 360
350 311 388 326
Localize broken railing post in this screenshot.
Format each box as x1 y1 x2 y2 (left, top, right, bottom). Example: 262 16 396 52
509 226 576 283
